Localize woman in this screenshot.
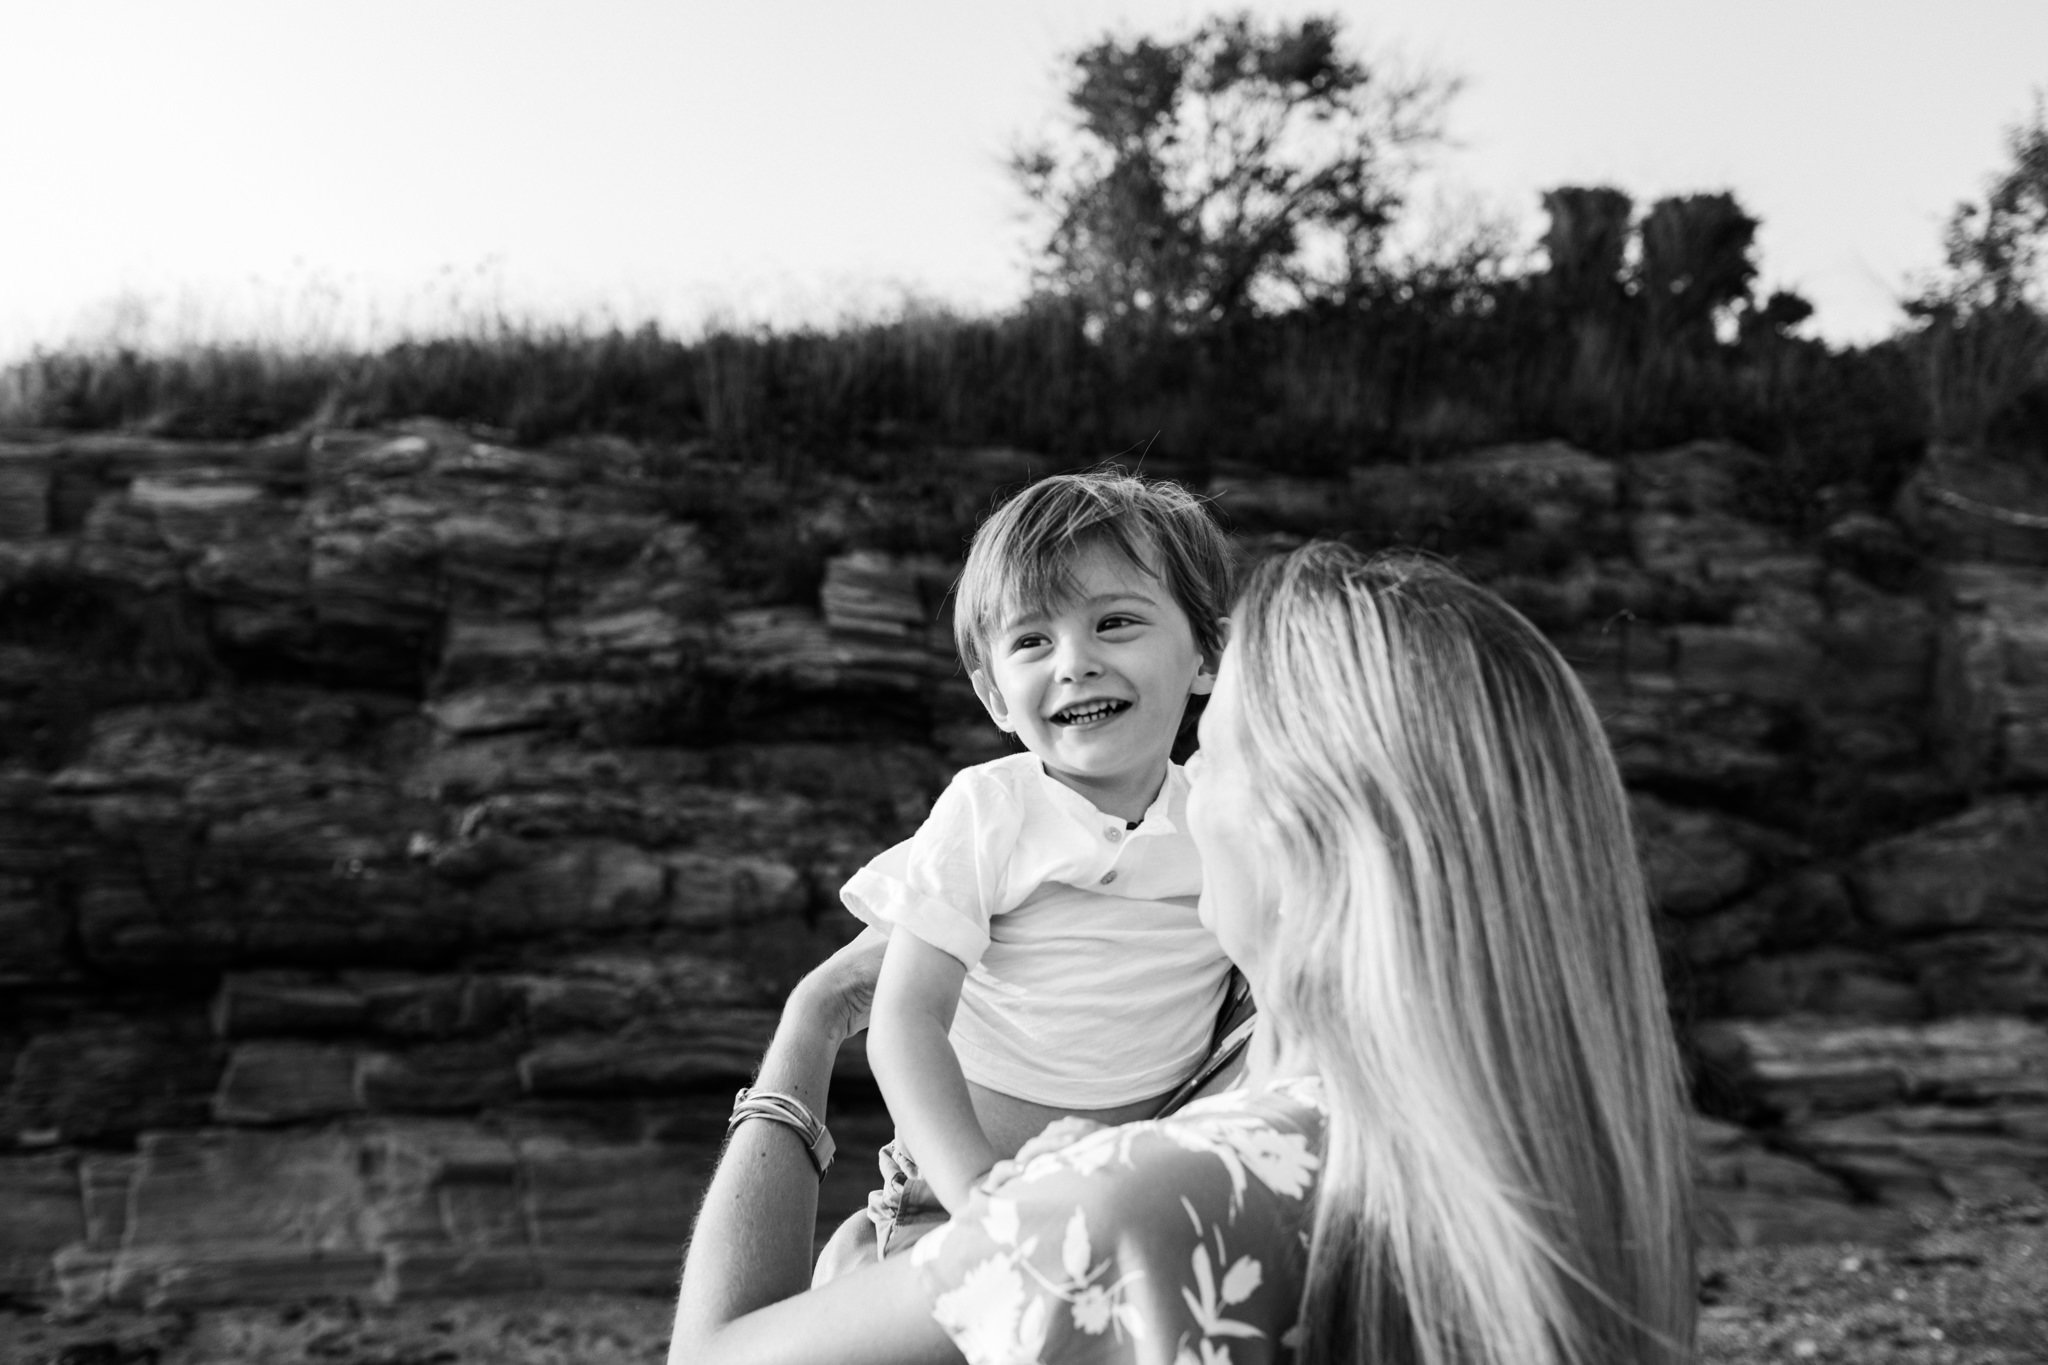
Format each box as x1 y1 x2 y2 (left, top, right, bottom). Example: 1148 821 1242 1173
670 545 1695 1365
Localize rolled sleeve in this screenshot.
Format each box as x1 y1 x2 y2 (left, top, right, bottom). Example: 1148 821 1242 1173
842 860 993 967
840 767 1022 970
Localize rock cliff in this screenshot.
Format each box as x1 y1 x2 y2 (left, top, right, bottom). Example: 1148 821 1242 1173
2 422 2044 1306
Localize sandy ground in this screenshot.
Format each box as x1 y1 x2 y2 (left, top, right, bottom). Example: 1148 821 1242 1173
7 1202 2042 1365
1693 1199 2048 1365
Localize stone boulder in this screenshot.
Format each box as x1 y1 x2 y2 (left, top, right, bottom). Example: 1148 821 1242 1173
0 1152 84 1297
1717 948 1924 1022
1694 1016 2048 1122
1625 439 1780 518
1347 441 1623 581
1811 570 1936 713
1678 868 1859 972
0 446 54 538
1782 1102 2048 1211
1897 442 2048 566
1210 466 1355 535
1851 796 2048 934
1820 510 1925 594
819 550 958 651
0 779 81 984
1900 932 2048 1017
1633 794 1804 920
1932 562 2048 786
90 1127 385 1307
0 1018 222 1145
1692 1115 1917 1248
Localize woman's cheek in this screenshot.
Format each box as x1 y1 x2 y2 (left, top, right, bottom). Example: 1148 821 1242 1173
1230 854 1285 975
1198 862 1263 969
1195 881 1237 943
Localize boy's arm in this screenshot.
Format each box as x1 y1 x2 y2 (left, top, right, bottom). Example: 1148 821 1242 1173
867 928 998 1215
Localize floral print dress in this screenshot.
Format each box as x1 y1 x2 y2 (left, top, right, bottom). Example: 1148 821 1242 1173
910 1076 1325 1365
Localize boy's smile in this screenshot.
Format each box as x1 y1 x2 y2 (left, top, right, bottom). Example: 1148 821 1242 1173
1051 698 1128 725
970 543 1214 823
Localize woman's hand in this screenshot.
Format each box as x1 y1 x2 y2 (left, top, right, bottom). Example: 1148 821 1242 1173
787 924 888 1047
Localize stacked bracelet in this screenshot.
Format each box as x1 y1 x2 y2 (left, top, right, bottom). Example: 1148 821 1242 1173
728 1087 836 1178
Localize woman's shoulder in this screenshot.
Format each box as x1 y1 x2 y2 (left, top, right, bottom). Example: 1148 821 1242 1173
1007 1076 1324 1195
1148 1075 1327 1195
1169 1072 1324 1131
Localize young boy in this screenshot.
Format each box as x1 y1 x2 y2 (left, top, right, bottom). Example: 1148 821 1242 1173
841 469 1237 1251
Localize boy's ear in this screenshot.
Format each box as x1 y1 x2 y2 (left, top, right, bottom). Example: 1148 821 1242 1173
970 668 1016 732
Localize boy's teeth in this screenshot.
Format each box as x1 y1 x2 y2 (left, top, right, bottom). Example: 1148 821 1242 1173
1057 700 1126 724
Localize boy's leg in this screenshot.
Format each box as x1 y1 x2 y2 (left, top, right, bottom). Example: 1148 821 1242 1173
877 1204 949 1259
813 1136 911 1287
873 1138 948 1257
867 1137 917 1254
812 1135 951 1287
811 1198 949 1286
811 1207 878 1287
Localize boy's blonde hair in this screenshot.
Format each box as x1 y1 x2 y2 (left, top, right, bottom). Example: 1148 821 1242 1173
952 469 1234 674
1230 544 1694 1365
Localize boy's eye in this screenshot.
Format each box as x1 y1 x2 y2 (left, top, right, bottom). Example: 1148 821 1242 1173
1008 632 1049 652
1097 614 1141 632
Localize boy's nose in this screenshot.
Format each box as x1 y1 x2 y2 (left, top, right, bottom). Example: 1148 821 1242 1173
1054 636 1104 681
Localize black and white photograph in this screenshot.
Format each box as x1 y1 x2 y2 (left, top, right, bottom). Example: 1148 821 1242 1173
3 3 2046 1362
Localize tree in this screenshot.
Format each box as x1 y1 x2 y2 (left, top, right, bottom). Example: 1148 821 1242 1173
1637 193 1759 347
1539 186 1634 314
1907 101 2048 449
1925 100 2048 316
1012 12 1457 334
1736 289 1816 347
1539 187 1790 349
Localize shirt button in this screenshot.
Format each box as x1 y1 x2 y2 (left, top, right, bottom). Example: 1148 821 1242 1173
1099 871 1117 885
1105 827 1123 843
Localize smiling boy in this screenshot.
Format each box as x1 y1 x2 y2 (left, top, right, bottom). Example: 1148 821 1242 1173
840 471 1237 1249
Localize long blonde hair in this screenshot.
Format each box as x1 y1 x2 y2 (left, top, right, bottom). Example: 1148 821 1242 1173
1229 545 1694 1365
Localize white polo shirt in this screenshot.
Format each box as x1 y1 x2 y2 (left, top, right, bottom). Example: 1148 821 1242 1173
842 752 1232 1108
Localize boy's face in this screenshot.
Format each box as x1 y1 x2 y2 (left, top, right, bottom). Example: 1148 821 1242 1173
970 542 1214 818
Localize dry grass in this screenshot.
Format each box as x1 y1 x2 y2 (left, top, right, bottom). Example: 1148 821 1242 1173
1 292 1933 513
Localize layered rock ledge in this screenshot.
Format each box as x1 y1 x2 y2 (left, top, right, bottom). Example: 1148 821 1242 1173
4 423 2046 1304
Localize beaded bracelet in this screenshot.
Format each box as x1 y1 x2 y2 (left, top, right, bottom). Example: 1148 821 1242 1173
728 1086 836 1178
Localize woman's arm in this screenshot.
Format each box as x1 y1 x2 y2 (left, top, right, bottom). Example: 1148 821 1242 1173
667 932 960 1365
868 929 999 1214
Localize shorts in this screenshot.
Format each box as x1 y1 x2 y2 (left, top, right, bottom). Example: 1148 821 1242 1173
865 1136 948 1257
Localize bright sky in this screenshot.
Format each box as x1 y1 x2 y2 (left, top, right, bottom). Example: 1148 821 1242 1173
3 1 2043 359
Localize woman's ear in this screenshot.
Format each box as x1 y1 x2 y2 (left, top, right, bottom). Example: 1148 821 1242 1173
1191 617 1230 696
970 669 1016 732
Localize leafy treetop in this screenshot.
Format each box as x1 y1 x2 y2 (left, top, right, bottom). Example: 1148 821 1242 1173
1907 101 2048 448
1012 11 1456 334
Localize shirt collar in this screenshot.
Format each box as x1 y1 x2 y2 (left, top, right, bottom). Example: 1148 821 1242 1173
1029 760 1185 837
